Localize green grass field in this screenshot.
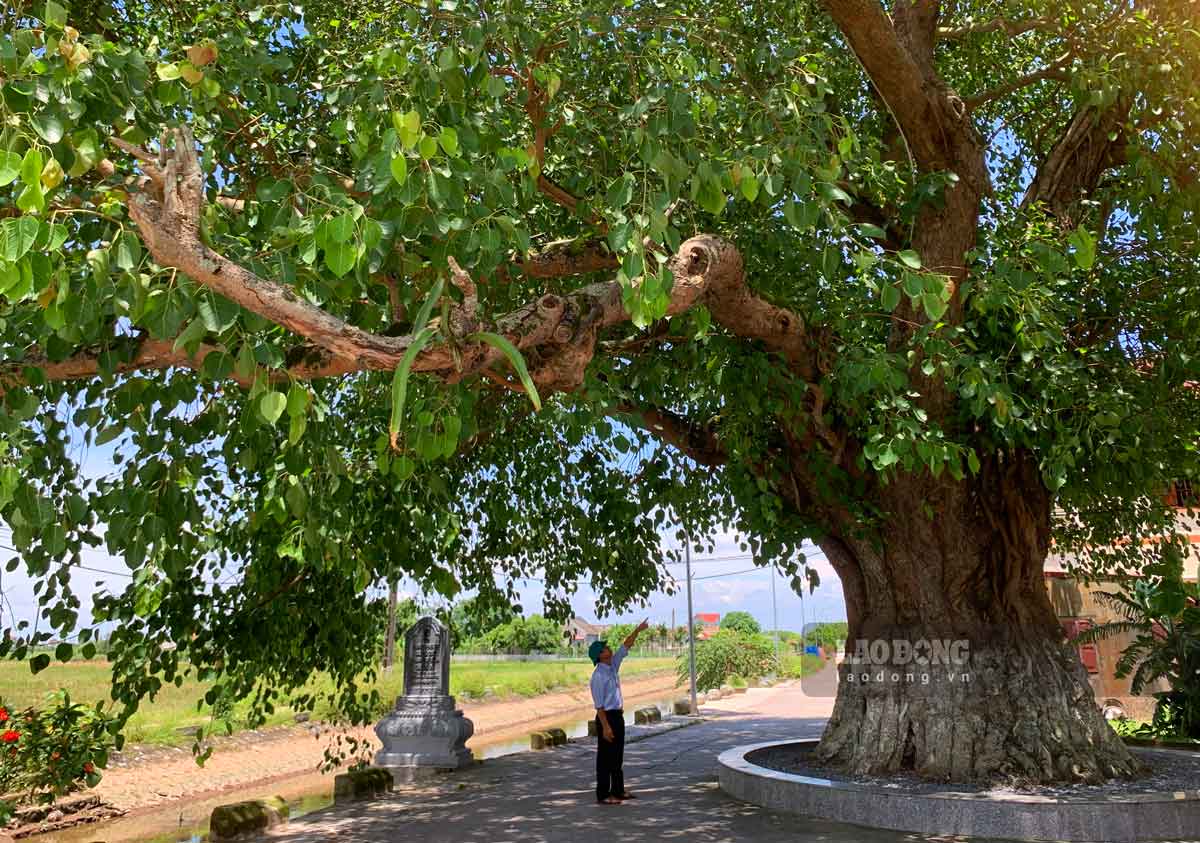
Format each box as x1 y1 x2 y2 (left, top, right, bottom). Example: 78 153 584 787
0 657 676 746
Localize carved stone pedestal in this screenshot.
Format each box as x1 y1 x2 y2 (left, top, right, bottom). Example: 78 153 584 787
374 616 474 783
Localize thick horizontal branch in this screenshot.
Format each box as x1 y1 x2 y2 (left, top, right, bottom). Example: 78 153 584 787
613 404 726 468
964 59 1072 111
2 339 234 388
517 237 618 279
23 128 821 397
0 337 365 392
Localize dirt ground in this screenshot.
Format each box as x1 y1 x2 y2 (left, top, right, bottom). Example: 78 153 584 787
89 671 682 815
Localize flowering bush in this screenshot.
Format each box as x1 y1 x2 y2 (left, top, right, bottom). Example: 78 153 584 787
0 693 115 826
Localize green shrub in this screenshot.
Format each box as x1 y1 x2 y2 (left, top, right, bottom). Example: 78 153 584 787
719 612 761 635
779 653 824 678
677 630 776 692
1076 559 1200 740
0 692 116 825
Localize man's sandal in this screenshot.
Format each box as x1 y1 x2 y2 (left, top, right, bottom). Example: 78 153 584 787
598 797 622 805
616 792 638 800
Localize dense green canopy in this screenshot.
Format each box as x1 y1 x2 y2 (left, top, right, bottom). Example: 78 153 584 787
0 0 1197 761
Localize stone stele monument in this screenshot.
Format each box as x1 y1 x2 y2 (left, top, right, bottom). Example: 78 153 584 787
374 616 474 782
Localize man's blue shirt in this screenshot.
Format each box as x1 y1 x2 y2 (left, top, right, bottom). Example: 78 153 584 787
590 645 628 710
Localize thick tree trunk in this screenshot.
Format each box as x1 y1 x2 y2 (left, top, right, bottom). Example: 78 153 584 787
811 455 1140 783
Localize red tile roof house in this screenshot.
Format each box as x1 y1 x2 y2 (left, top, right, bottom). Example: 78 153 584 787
563 617 607 648
694 613 721 640
1044 480 1200 720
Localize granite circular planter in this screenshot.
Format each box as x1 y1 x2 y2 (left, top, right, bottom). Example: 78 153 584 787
718 739 1200 843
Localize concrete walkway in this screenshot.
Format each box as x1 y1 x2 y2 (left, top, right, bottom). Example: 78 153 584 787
264 666 1004 843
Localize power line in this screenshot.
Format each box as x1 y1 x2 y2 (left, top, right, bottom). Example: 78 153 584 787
0 544 132 579
690 566 761 581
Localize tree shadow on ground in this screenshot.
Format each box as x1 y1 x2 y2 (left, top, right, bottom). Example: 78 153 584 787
264 713 1000 843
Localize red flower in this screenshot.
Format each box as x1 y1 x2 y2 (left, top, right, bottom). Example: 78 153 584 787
0 707 7 722
1 730 18 744
83 762 95 774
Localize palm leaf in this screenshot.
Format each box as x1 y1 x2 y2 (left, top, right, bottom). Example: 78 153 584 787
468 331 542 411
388 277 445 449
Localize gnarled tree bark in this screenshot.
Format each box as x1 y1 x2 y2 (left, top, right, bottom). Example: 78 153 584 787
810 455 1138 782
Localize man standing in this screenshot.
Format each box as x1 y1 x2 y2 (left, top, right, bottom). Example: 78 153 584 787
589 619 649 805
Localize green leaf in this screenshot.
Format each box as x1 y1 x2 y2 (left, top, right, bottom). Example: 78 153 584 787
467 331 542 412
902 271 924 298
818 183 852 204
387 277 446 447
921 291 947 321
1069 225 1097 270
881 283 901 312
324 241 356 277
286 384 309 418
259 391 287 424
114 231 142 270
16 183 45 213
55 641 72 662
438 127 459 157
857 223 887 240
739 172 760 202
607 174 634 209
20 148 43 187
172 318 208 352
327 212 355 243
68 129 101 177
0 261 19 295
0 151 20 186
30 111 64 144
2 217 40 261
43 0 67 28
157 62 182 81
389 154 408 185
412 277 444 333
418 135 439 159
696 179 725 216
897 249 922 269
967 449 981 475
30 653 50 674
389 326 437 448
396 110 422 149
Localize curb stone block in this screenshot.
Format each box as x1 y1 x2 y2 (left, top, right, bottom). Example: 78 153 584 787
530 731 554 750
634 707 661 725
546 728 568 746
210 797 289 839
334 767 394 803
673 699 693 715
587 719 600 738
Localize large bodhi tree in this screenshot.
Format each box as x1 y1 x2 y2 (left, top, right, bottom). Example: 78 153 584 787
0 0 1198 783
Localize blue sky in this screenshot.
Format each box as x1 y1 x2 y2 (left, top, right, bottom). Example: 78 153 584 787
0 404 848 637
1 516 847 639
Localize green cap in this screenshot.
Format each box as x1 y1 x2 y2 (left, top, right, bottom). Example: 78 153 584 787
588 640 608 665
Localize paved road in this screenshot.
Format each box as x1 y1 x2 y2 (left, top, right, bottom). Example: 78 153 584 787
265 666 996 843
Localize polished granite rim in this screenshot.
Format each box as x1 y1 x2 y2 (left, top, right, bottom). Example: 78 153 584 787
717 739 1200 842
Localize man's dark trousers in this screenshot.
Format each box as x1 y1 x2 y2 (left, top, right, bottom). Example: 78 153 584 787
595 709 625 801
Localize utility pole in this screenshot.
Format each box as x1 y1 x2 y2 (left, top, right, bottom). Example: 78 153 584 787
799 585 807 655
771 564 780 668
685 534 698 715
383 577 399 672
